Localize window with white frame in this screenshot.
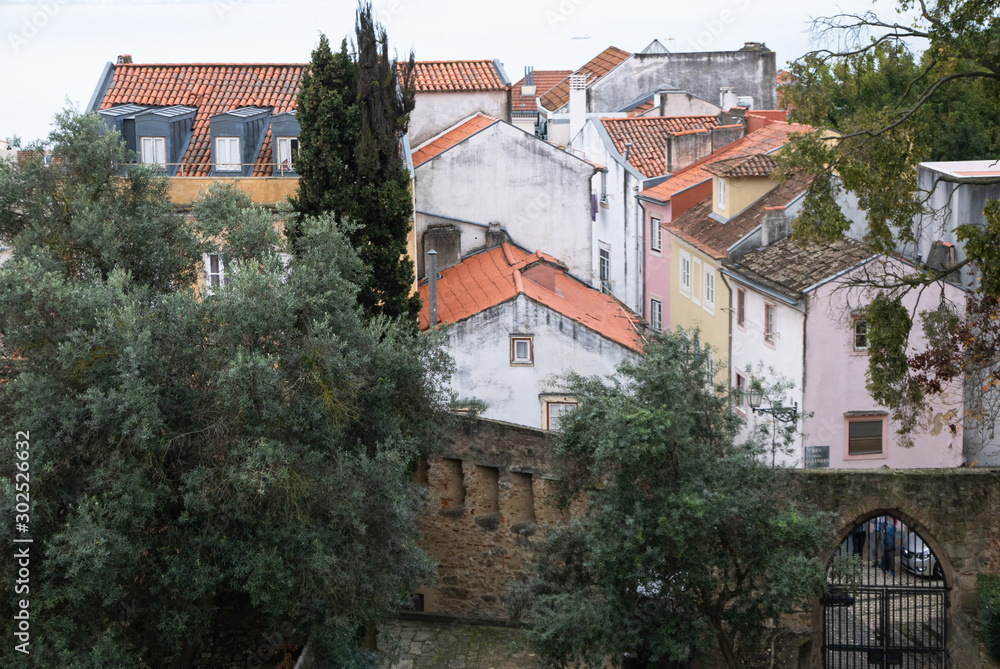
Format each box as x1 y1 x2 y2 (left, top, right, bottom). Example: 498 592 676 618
679 250 691 297
649 298 663 331
736 288 746 329
650 216 662 252
704 267 715 312
599 245 611 293
717 178 726 210
204 252 224 294
140 136 166 168
764 302 777 345
215 137 241 171
853 319 869 352
277 137 299 172
691 257 701 305
510 337 533 365
544 398 578 431
734 371 747 413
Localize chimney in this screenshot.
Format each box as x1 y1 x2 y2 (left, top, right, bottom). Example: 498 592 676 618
427 250 438 328
761 206 789 246
569 74 587 142
486 222 509 248
623 142 632 164
521 66 536 97
719 86 737 110
117 54 133 64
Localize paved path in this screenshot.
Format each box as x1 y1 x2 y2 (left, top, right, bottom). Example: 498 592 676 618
380 618 538 669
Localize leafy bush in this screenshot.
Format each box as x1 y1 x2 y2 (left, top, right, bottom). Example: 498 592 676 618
977 573 1000 659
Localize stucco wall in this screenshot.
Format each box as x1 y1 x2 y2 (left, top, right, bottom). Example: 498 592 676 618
414 121 595 283
670 238 729 385
587 51 776 114
443 294 637 429
410 90 510 146
641 200 672 331
802 264 966 468
167 177 298 208
714 175 776 219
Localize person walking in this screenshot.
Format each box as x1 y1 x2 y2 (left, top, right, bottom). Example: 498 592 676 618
881 517 896 575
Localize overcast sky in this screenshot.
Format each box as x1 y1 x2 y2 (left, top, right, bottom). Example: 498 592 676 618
1 0 910 144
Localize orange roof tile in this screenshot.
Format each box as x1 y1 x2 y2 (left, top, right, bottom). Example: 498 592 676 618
511 70 572 115
412 60 509 92
641 121 813 203
419 244 644 352
539 46 631 112
411 113 499 167
601 116 722 178
705 153 778 178
99 62 304 176
626 100 656 117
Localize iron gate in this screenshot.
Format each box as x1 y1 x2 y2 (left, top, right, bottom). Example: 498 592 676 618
823 515 948 668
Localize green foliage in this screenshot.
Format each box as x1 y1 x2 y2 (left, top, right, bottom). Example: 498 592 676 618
864 294 923 440
0 112 453 667
291 3 420 322
977 572 1000 659
509 331 834 669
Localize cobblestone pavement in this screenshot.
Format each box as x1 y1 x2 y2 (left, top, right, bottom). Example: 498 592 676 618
380 618 538 669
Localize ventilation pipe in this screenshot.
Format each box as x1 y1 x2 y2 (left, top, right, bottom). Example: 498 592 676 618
427 249 438 328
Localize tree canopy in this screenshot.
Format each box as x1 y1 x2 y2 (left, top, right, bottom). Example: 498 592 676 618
0 110 451 668
509 331 833 669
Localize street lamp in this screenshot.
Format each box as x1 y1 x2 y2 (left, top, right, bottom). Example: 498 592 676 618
747 388 799 422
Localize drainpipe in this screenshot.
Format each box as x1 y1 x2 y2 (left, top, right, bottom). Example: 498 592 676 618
428 249 438 328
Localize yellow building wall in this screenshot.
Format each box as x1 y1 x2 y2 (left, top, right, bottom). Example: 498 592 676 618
668 237 729 383
168 177 300 208
712 176 778 219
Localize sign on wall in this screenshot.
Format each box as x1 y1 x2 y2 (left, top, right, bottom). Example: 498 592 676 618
805 445 830 469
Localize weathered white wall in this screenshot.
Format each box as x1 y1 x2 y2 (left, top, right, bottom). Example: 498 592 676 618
410 91 510 146
659 92 722 116
414 121 596 282
444 295 638 429
587 51 776 114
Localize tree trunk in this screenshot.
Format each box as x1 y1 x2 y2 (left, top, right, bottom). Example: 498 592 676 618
715 627 739 669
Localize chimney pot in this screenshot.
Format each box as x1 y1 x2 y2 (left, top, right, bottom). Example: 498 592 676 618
117 54 133 64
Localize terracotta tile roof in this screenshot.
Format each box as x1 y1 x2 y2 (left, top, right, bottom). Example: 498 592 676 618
601 116 722 178
641 121 813 203
723 237 873 300
539 46 631 112
705 153 778 178
412 60 509 92
411 113 499 167
419 244 644 352
99 62 304 176
667 170 814 259
511 70 572 116
626 100 656 117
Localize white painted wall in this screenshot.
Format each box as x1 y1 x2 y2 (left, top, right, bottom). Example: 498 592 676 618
414 121 596 282
410 91 510 146
444 294 638 429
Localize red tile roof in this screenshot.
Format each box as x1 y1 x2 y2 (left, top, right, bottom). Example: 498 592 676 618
626 100 656 117
419 244 644 352
411 113 499 167
412 60 509 92
512 70 572 116
601 116 723 178
539 46 631 112
641 121 813 203
99 62 304 177
705 153 778 178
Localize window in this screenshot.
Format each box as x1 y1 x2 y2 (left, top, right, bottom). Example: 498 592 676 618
204 252 224 294
215 137 241 171
853 319 869 352
679 250 691 297
649 298 663 331
717 178 726 210
704 267 715 312
736 288 746 329
734 372 747 413
544 399 578 431
140 136 165 168
277 137 299 172
510 337 533 365
650 216 662 252
764 303 776 346
599 246 611 293
847 418 885 456
691 258 701 306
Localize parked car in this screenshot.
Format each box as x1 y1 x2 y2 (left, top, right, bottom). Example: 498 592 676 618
900 533 944 579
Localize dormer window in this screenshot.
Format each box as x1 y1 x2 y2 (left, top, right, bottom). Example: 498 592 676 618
276 137 299 172
717 178 727 210
215 137 241 172
140 137 165 168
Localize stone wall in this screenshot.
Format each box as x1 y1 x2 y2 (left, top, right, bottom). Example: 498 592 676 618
790 468 1000 668
415 419 573 619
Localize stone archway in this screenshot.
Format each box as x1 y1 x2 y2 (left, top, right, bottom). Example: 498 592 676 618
820 511 950 668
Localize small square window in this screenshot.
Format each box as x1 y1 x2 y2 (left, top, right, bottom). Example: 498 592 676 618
216 137 241 172
650 216 662 252
853 319 869 351
511 337 533 365
649 298 663 331
764 303 777 346
140 136 165 168
545 400 578 431
736 288 746 329
847 418 884 455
